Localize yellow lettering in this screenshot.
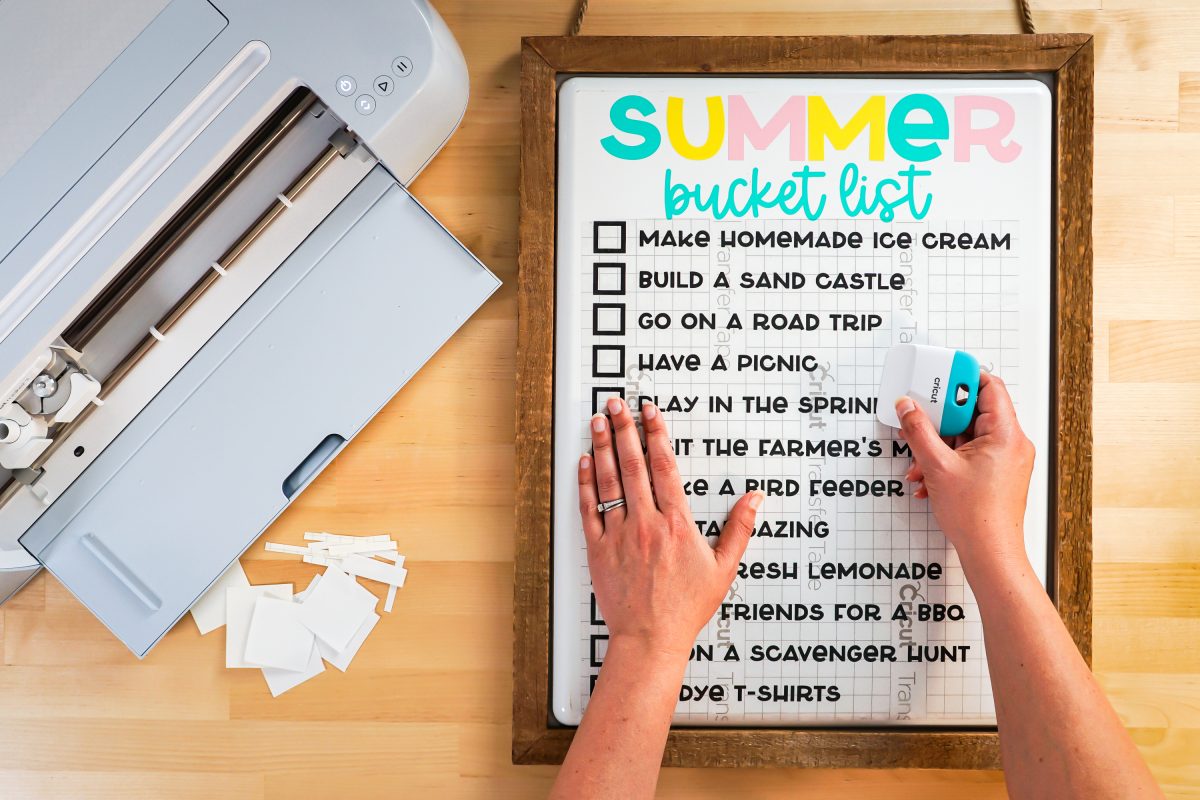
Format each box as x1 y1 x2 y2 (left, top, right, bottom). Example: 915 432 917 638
667 96 725 160
808 96 885 161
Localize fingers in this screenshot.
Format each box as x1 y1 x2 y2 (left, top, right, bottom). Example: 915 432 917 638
640 402 686 511
606 397 653 511
577 454 604 546
895 396 955 476
904 460 927 500
714 491 764 572
589 413 626 524
973 372 1021 438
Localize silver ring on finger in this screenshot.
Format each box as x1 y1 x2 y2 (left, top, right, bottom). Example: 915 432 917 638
597 498 626 513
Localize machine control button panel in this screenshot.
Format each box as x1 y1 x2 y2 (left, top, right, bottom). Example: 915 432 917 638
339 57 415 116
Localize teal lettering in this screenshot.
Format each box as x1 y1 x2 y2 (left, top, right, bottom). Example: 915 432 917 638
664 167 827 221
601 95 661 160
888 94 949 162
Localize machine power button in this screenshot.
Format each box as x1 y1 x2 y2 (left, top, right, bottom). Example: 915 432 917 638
336 75 357 96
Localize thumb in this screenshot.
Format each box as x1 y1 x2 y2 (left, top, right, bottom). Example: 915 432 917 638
714 491 763 571
895 396 954 475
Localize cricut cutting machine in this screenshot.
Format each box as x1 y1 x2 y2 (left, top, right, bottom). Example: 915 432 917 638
0 0 499 656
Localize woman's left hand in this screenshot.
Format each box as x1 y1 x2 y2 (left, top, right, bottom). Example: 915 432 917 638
578 397 764 661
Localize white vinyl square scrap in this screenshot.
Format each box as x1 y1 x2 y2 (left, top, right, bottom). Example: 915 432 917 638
262 641 325 697
298 566 377 651
225 584 292 668
244 596 316 672
317 611 380 671
553 77 1053 727
295 574 322 602
190 560 249 635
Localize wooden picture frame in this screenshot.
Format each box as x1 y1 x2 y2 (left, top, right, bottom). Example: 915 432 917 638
514 34 1093 769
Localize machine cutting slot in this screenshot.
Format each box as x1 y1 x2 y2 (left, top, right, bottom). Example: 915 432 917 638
0 87 358 494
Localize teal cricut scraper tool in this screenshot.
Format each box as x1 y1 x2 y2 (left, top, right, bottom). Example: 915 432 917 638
876 344 981 437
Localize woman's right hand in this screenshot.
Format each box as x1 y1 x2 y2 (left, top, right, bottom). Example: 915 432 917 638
894 371 1035 574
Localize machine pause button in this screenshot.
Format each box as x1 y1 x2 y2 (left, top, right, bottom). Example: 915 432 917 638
391 56 413 77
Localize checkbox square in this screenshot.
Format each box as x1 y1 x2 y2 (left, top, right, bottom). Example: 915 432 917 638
591 386 624 414
589 634 610 667
591 345 624 378
592 303 626 336
592 221 626 253
589 673 599 694
590 593 606 626
592 262 626 295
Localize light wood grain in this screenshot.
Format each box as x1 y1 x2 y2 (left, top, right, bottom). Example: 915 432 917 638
0 0 1194 796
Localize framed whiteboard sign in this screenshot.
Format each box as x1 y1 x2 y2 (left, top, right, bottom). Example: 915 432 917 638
515 35 1093 769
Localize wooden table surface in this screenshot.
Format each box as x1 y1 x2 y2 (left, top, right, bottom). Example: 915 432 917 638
1 0 1197 797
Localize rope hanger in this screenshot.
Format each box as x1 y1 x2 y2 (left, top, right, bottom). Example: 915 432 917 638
570 0 1037 36
569 0 588 36
1017 0 1037 34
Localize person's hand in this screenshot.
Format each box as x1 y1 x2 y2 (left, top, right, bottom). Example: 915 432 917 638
895 372 1035 573
578 397 764 661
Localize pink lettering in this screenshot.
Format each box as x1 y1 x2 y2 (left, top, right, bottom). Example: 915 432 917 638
728 95 806 161
954 95 1021 163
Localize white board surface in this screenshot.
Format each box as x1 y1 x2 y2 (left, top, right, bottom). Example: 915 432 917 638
553 76 1052 726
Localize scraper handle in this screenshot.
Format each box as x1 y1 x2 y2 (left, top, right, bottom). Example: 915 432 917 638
939 351 981 437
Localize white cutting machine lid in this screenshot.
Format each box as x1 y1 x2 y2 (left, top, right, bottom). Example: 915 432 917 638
20 167 497 656
0 0 497 656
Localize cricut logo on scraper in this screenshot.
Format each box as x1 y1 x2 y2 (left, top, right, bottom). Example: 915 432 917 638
599 93 1023 221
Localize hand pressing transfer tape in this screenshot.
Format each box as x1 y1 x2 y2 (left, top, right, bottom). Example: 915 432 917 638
877 344 981 437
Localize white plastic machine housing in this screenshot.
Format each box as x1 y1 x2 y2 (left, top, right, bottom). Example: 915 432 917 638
0 0 499 655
